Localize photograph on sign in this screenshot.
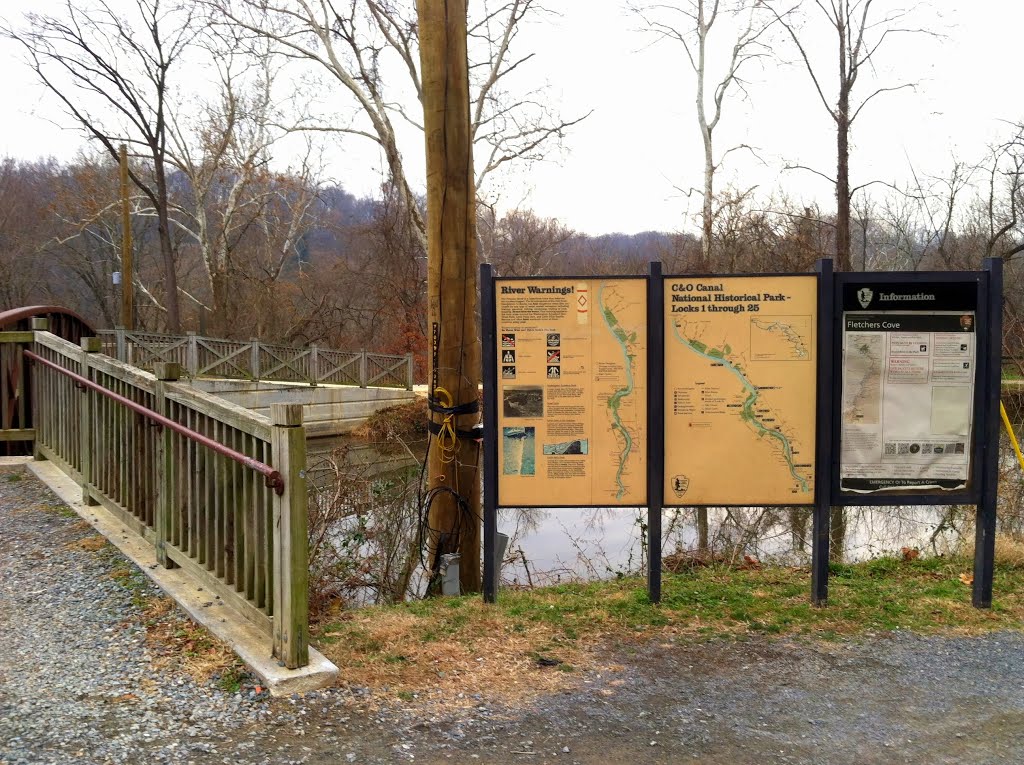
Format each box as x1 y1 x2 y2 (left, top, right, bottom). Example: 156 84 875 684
839 284 977 493
663 275 817 506
495 278 647 506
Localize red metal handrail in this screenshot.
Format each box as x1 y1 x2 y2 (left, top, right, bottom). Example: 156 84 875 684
24 349 284 495
0 305 94 335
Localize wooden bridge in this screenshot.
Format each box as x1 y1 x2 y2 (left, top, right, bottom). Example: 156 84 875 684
0 307 335 679
97 328 414 389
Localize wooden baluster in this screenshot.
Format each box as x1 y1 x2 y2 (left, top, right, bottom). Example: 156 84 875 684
215 418 225 579
243 431 254 601
153 362 180 568
79 338 102 505
30 319 49 461
257 440 270 611
232 427 243 588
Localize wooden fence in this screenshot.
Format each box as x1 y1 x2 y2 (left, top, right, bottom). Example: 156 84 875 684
4 324 310 669
0 328 32 452
0 307 94 455
97 329 414 390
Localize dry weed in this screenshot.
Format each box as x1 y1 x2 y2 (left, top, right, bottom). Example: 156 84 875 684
317 601 612 708
139 596 240 684
961 533 1024 568
66 535 108 552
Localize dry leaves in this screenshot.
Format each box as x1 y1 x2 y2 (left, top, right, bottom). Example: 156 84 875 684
901 547 920 562
66 535 107 552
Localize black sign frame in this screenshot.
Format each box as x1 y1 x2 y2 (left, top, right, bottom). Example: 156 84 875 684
830 270 990 506
813 260 1003 608
482 259 1004 611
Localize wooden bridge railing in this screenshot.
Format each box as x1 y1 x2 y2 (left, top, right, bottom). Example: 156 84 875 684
0 308 94 455
10 325 309 669
97 329 415 390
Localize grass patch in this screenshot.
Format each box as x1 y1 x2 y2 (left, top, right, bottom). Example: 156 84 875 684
107 562 153 608
312 553 1024 706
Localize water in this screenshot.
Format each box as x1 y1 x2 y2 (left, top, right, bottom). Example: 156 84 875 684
498 504 965 586
305 434 993 600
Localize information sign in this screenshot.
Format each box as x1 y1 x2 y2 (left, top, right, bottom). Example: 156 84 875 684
663 275 818 505
494 278 647 506
838 282 978 493
482 260 1003 608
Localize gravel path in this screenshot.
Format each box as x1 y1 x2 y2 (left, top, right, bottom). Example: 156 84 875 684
0 466 280 764
3 464 1024 765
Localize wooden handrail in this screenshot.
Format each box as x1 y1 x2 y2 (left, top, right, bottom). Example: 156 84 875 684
23 348 284 494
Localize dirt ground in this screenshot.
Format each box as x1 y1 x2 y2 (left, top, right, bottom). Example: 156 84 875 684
208 631 1024 765
5 463 1024 765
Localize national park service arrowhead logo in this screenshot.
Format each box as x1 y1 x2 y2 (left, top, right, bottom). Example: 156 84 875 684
671 475 689 499
856 287 873 308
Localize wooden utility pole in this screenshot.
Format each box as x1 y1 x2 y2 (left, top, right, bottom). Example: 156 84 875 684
417 0 482 593
119 144 134 329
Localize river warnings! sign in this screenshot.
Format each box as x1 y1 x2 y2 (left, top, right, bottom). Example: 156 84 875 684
663 275 818 506
495 278 648 507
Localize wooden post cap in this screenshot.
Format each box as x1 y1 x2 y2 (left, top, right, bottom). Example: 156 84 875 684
153 362 182 381
80 336 103 352
270 403 304 427
30 318 49 330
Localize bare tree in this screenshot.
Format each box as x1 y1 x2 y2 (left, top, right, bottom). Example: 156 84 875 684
979 125 1024 261
209 0 584 250
769 0 930 271
166 30 322 334
478 206 574 276
5 0 198 330
0 159 58 310
634 0 776 269
48 153 177 328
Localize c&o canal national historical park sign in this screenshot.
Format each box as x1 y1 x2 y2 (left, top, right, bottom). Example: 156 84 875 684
480 259 1004 610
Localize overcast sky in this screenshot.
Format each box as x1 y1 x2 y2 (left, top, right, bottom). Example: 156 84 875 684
0 0 1017 235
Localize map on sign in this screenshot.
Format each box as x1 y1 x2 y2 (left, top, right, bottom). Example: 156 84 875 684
842 334 883 425
751 316 812 361
495 278 647 506
597 283 643 500
664 276 817 506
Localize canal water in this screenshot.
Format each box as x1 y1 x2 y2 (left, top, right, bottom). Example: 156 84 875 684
498 504 964 586
305 435 977 593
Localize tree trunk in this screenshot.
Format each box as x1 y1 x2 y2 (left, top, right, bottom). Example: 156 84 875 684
153 157 181 332
211 268 229 336
702 141 714 271
834 15 852 273
788 506 810 552
696 0 714 271
835 106 851 272
697 507 710 555
830 506 846 563
418 0 482 594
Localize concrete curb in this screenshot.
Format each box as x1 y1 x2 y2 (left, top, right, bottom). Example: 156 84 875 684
0 456 33 467
26 460 339 697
